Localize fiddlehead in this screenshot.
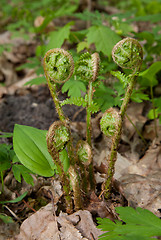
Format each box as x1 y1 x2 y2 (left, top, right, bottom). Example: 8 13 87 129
44 48 74 84
46 121 70 153
46 121 73 213
103 38 143 200
77 140 92 166
100 108 120 138
75 52 100 82
112 37 143 71
75 52 100 191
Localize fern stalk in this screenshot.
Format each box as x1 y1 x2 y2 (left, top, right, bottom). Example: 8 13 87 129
86 81 95 190
44 48 82 211
102 38 143 199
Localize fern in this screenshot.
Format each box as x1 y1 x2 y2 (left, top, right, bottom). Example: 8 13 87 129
61 96 99 113
111 70 130 88
61 97 87 107
97 207 161 240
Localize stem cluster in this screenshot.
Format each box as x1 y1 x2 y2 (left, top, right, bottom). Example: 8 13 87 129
43 37 143 211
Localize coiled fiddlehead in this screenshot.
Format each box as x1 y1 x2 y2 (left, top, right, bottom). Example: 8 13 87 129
112 37 143 70
44 48 74 83
46 121 73 213
75 52 100 190
100 108 120 138
75 52 100 82
43 48 74 123
77 140 92 166
46 121 70 153
103 38 143 200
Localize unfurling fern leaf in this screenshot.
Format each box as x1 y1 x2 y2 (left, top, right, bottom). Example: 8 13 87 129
60 97 87 108
111 70 130 88
61 97 99 114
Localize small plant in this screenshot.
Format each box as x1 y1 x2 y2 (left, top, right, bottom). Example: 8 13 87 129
101 37 143 199
0 133 33 223
97 206 161 240
13 37 143 213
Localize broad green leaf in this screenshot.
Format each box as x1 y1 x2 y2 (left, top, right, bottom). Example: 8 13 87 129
62 78 86 97
0 191 28 204
86 25 121 57
45 22 73 51
13 124 56 177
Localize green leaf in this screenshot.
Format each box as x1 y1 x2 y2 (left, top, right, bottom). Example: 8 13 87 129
0 191 28 204
0 214 14 223
131 88 150 103
139 61 161 87
77 41 89 53
97 207 161 240
62 78 86 97
12 165 34 186
86 25 121 57
0 144 12 171
0 132 13 138
24 76 46 86
13 124 56 177
147 108 159 120
94 82 115 112
154 97 161 112
45 22 73 51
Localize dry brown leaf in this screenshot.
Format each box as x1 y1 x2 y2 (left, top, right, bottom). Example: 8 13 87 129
10 203 104 240
10 204 60 240
58 212 88 240
128 139 161 176
65 210 103 240
119 172 161 217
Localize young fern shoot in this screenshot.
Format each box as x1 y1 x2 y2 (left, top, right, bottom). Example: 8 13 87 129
100 37 143 199
44 48 82 212
75 52 100 190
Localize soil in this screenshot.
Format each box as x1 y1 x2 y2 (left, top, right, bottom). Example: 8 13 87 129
0 85 86 134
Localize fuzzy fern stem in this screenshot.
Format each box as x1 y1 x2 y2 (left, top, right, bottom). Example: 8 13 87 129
86 81 96 190
46 122 73 213
86 81 93 146
103 38 143 199
104 75 136 198
44 49 83 211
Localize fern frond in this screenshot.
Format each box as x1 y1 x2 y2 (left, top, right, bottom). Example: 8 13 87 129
61 97 87 108
61 97 99 113
88 101 100 113
111 70 130 88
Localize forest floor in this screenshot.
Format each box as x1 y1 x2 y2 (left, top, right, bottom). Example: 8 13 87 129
0 5 161 240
